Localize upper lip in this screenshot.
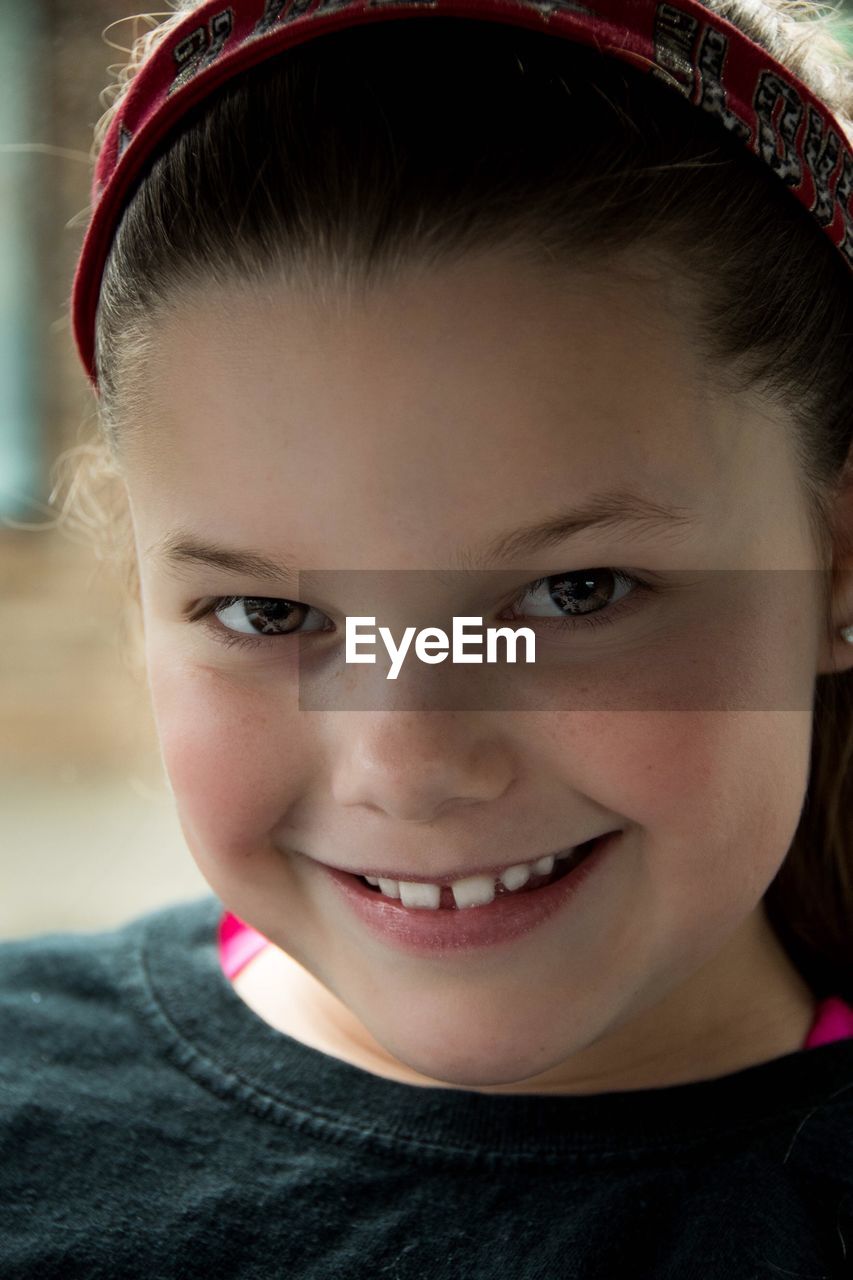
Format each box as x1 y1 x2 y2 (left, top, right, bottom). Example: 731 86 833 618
312 832 616 886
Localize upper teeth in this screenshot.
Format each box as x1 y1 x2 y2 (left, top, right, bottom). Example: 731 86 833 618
364 849 574 910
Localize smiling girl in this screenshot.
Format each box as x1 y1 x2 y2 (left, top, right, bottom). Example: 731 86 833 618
2 0 853 1274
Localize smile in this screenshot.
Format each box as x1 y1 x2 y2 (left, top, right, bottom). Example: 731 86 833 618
319 832 620 955
359 841 601 910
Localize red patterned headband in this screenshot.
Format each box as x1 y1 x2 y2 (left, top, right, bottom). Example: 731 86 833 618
72 0 853 390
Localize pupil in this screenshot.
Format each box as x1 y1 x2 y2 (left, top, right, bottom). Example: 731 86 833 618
550 570 611 615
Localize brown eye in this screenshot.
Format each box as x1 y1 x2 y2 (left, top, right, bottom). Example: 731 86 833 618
508 570 635 622
212 595 330 637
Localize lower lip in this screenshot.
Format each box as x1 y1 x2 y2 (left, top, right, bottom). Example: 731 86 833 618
320 832 620 955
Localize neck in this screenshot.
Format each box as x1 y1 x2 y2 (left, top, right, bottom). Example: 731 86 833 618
231 900 817 1095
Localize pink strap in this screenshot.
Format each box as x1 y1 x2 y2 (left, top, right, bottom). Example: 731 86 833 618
218 910 270 981
217 910 853 1051
802 993 853 1048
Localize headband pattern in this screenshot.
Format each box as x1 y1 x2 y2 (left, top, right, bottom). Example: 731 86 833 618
72 0 853 388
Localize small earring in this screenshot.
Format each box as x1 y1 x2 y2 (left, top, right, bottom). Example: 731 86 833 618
841 625 853 644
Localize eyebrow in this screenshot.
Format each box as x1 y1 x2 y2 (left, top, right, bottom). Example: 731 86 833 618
148 491 696 584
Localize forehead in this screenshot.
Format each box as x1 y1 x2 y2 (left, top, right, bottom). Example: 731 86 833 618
121 251 741 551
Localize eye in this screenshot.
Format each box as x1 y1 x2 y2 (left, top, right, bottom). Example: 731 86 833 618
190 595 332 652
189 568 657 654
501 569 652 632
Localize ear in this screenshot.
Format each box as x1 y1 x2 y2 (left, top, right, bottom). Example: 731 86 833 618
817 449 853 677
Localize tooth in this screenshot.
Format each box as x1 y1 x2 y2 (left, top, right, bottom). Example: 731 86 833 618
532 853 555 876
398 881 441 909
365 876 380 886
377 878 401 898
451 875 496 910
500 863 531 892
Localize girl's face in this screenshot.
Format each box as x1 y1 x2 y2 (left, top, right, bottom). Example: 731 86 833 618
122 249 825 1092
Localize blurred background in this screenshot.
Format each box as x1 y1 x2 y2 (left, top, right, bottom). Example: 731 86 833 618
1 0 208 939
3 1 853 939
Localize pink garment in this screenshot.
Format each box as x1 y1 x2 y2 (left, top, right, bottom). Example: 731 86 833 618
217 910 853 1051
801 993 853 1048
219 910 270 982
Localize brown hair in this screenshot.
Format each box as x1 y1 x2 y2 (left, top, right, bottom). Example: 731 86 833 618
54 0 853 998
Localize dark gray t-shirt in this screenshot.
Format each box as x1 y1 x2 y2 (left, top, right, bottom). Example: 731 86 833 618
2 893 853 1279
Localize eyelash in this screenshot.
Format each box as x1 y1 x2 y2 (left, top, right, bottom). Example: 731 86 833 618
186 569 659 654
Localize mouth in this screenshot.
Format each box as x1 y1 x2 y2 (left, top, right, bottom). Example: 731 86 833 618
321 831 619 953
354 835 608 910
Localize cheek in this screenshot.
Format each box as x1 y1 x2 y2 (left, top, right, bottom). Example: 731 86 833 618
632 712 810 871
542 710 813 980
146 656 308 861
539 709 811 893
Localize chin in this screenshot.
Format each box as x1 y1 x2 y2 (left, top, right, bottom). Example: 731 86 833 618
397 1043 563 1091
370 1013 577 1091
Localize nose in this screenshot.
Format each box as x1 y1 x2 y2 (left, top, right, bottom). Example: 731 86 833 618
329 710 514 822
